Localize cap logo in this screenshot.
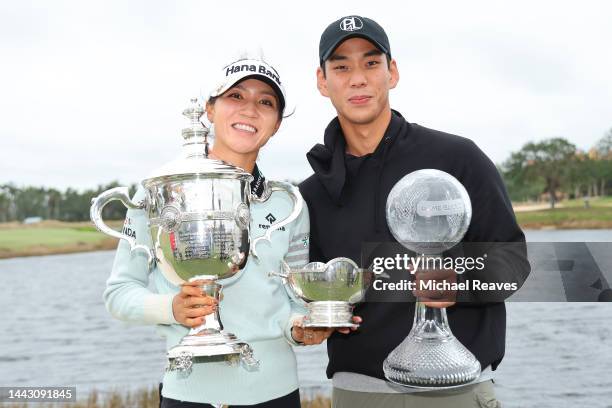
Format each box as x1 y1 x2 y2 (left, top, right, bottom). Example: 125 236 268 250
225 62 281 86
340 16 363 32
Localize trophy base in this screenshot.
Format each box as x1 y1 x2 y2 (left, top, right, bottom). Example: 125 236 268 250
385 376 482 391
168 343 241 359
167 330 258 373
303 301 358 328
383 335 481 389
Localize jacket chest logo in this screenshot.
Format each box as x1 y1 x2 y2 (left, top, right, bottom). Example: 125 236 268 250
258 212 285 231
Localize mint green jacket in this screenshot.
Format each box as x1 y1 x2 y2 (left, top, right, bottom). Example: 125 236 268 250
104 187 309 405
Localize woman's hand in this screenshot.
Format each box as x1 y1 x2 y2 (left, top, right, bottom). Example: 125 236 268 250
172 280 218 328
291 316 362 345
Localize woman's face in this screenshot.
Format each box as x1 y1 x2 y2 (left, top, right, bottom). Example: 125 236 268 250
206 78 281 157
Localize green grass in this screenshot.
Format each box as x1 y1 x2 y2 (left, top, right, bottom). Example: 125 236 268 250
71 225 99 232
516 196 612 228
0 228 106 251
2 195 611 256
555 195 612 208
0 221 123 257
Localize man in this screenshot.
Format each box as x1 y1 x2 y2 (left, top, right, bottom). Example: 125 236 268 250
299 15 530 407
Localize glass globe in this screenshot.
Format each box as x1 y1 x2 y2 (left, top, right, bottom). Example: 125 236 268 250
386 169 472 255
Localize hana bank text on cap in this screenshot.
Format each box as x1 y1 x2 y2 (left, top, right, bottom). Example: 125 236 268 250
209 58 286 114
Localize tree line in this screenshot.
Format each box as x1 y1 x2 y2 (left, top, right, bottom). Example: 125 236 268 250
500 129 612 207
1 130 611 222
0 182 137 222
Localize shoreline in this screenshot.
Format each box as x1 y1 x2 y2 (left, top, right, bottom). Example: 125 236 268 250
518 220 612 229
0 220 121 260
1 222 612 260
0 238 118 260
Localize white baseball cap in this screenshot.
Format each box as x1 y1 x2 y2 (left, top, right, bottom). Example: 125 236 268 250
209 58 287 115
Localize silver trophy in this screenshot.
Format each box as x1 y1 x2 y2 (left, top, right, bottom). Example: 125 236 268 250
271 258 366 327
91 98 302 373
383 169 481 388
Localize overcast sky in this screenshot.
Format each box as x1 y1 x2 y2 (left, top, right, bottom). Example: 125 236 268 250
2 0 611 190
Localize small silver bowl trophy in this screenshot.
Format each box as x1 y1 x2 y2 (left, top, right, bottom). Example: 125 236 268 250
90 98 302 373
383 169 481 388
272 258 366 328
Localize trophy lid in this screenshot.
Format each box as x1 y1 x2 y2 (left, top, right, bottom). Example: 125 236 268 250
143 98 252 186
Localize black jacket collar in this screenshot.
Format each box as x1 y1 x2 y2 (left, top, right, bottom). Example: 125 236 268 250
306 110 405 204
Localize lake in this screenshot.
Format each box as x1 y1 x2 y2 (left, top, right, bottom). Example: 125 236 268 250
0 230 611 407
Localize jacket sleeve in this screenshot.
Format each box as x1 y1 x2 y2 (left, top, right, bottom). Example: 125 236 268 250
103 188 178 325
281 199 310 345
454 140 531 304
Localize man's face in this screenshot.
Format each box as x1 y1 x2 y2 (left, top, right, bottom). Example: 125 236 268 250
317 37 399 125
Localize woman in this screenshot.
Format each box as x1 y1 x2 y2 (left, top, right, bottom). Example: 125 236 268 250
104 57 333 407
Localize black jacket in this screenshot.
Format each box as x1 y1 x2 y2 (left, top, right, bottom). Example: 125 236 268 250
299 111 530 380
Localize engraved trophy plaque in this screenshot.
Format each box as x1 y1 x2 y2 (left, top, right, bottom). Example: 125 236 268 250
91 98 302 373
383 169 481 388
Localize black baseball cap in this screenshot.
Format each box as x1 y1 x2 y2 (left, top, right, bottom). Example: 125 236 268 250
319 15 391 66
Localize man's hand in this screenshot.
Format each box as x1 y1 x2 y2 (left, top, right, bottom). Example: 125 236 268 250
291 316 362 345
172 280 218 327
413 268 457 308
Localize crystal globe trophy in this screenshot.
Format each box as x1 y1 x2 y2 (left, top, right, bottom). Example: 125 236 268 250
383 169 481 388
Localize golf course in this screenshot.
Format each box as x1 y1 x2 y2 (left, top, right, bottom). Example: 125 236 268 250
1 197 611 260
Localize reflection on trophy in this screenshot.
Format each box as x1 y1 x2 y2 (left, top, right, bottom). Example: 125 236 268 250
383 169 481 388
90 98 302 373
272 258 366 327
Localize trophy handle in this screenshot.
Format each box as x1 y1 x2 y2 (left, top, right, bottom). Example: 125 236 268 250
250 181 303 260
90 186 156 269
268 261 308 307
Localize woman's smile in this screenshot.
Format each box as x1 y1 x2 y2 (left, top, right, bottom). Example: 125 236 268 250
232 122 258 134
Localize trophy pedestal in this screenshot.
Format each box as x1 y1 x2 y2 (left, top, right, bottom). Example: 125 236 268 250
168 341 239 360
167 329 258 372
166 278 259 373
383 302 481 388
303 301 359 328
